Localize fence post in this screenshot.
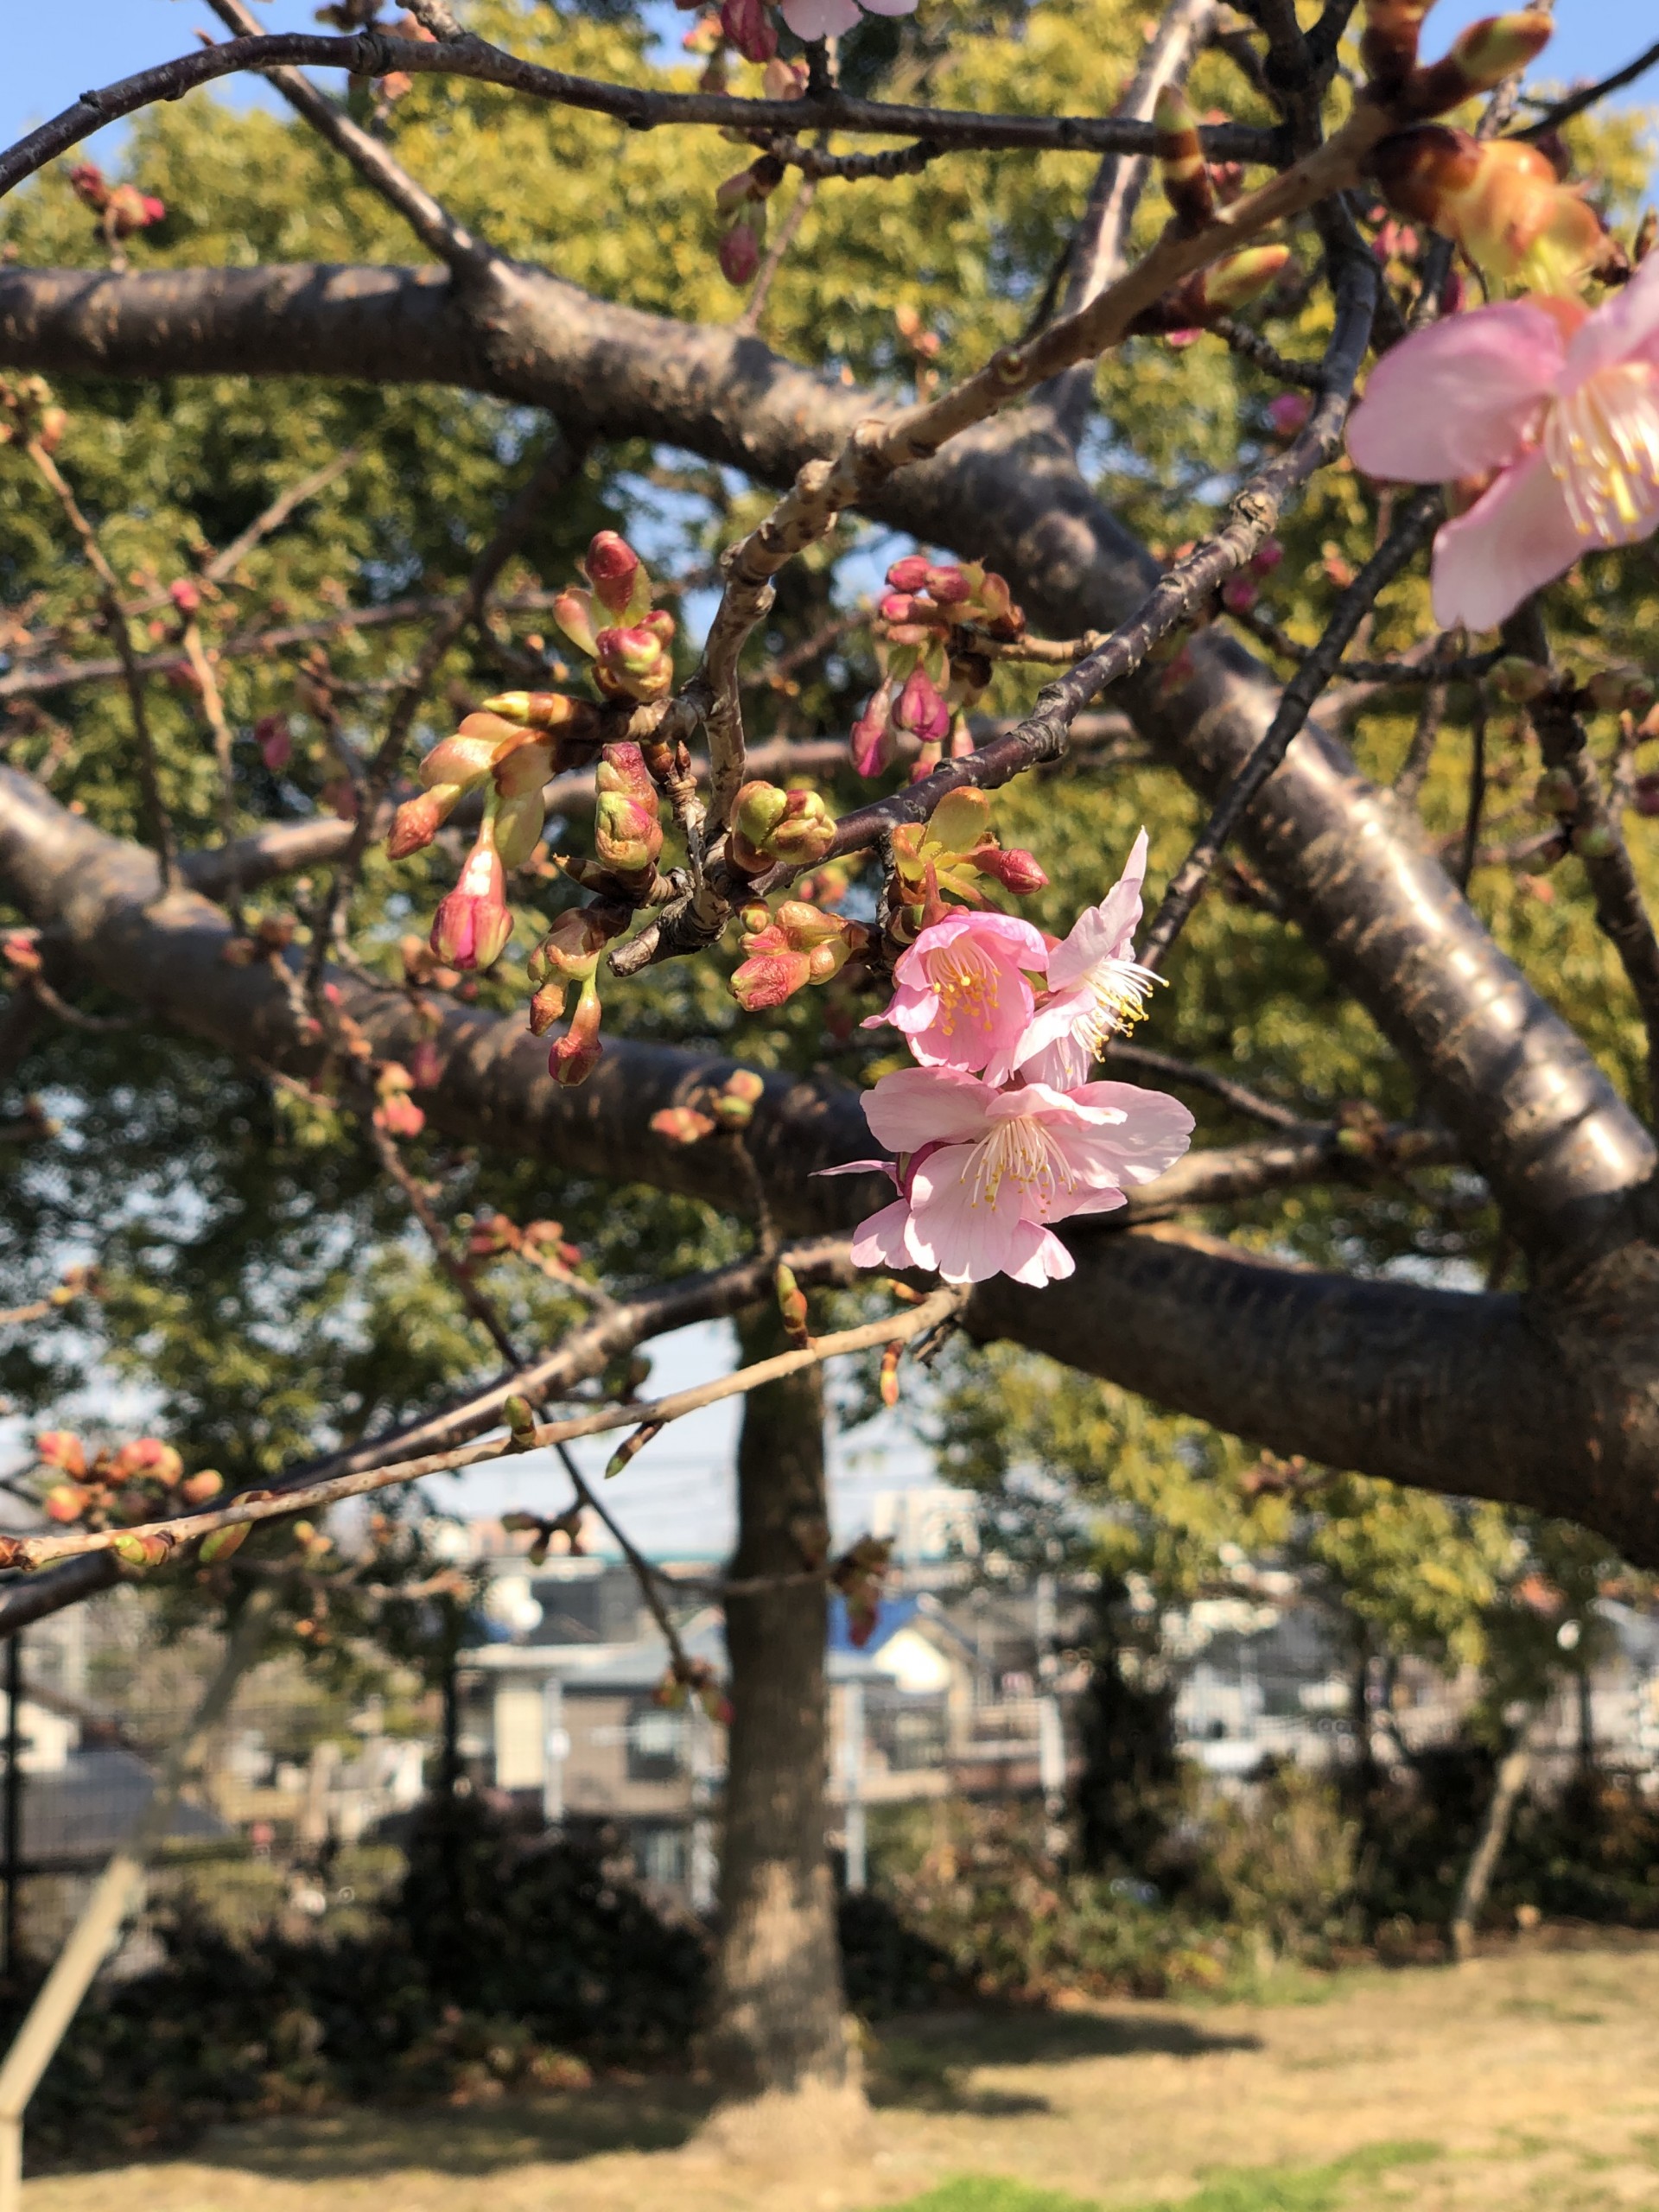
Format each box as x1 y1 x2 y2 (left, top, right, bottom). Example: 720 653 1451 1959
0 1589 272 2212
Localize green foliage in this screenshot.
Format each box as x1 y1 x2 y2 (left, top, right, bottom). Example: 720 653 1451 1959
871 2140 1442 2212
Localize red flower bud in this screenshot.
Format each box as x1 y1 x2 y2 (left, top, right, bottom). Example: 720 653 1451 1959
719 218 762 288
885 556 931 593
976 845 1049 893
584 531 644 617
719 0 776 63
850 684 897 779
255 713 292 772
387 790 449 859
550 981 603 1087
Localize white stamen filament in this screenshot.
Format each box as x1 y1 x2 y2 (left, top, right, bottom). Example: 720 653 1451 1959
1544 362 1659 541
1077 957 1165 1055
962 1114 1077 1215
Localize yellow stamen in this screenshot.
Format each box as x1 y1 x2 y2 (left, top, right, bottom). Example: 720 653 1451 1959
926 939 1001 1039
1545 362 1659 542
962 1115 1077 1216
1077 957 1165 1057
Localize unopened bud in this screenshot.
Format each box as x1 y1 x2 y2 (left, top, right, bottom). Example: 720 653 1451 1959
1359 0 1431 99
976 844 1049 893
1573 822 1616 860
387 789 451 859
928 786 994 857
199 1522 249 1565
181 1469 224 1505
1404 12 1554 120
605 1419 664 1480
430 827 512 970
774 1262 810 1347
504 1395 537 1449
1154 86 1213 232
880 1341 902 1408
113 1532 172 1571
651 1106 717 1145
1586 667 1647 714
584 531 645 618
1201 245 1292 314
594 741 664 880
894 667 950 746
1491 654 1552 704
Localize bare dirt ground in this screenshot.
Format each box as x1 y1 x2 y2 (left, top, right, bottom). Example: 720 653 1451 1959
26 1934 1659 2212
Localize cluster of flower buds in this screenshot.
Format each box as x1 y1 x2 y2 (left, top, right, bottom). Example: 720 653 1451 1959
526 902 629 1086
885 785 1047 939
554 532 676 704
654 1655 732 1726
729 779 838 873
1360 2 1552 119
832 1535 893 1648
0 375 67 454
67 163 165 241
500 1504 587 1566
713 154 785 287
466 1212 585 1273
650 1068 766 1145
855 556 1024 778
589 742 665 893
1370 124 1622 298
255 713 294 772
388 691 597 866
732 899 870 1012
34 1431 222 1530
372 1059 424 1139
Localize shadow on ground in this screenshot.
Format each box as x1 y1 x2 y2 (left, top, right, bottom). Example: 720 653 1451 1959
173 2005 1263 2181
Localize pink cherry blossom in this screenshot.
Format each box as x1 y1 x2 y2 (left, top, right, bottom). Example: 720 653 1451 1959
779 0 915 38
823 1065 1193 1287
1345 258 1659 631
866 910 1048 1080
1013 828 1164 1090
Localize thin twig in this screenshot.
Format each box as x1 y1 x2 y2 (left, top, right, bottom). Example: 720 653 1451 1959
1139 486 1440 971
1393 679 1446 806
1454 688 1488 894
737 175 817 336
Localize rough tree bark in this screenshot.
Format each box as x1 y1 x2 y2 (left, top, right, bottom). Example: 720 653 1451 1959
702 1312 850 2103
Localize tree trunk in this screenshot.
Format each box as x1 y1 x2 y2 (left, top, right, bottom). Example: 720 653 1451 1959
1450 1718 1536 1964
702 1309 852 2104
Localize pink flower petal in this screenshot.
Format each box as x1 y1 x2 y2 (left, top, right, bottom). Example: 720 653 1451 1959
1429 448 1586 632
907 1141 1027 1282
855 0 918 15
1347 303 1563 486
1063 1083 1195 1180
850 1198 926 1271
1047 829 1148 990
1001 1222 1077 1287
1563 252 1659 388
861 1065 992 1155
779 0 861 32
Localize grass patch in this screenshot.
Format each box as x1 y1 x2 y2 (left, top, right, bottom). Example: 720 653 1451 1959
876 2141 1444 2212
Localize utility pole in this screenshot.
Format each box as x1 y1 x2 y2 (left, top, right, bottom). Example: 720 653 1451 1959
1035 1571 1066 1860
841 1679 867 1896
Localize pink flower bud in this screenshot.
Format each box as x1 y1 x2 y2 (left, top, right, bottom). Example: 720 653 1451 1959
410 1040 445 1088
886 555 931 594
255 713 292 772
879 592 921 624
923 565 970 605
1249 539 1284 575
109 1438 184 1486
68 163 108 213
732 946 813 1010
36 1431 86 1478
168 578 201 615
430 830 512 970
761 56 807 99
895 668 950 746
1221 576 1258 613
1632 775 1659 818
593 625 675 702
651 1107 717 1145
550 981 603 1086
1266 391 1313 440
585 531 643 616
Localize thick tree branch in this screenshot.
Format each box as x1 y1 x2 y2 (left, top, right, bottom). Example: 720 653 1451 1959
0 260 1649 1246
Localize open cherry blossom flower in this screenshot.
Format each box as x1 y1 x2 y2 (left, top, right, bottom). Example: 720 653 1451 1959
823 1064 1193 1287
1013 828 1164 1090
866 910 1048 1081
779 0 916 40
1345 257 1659 631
